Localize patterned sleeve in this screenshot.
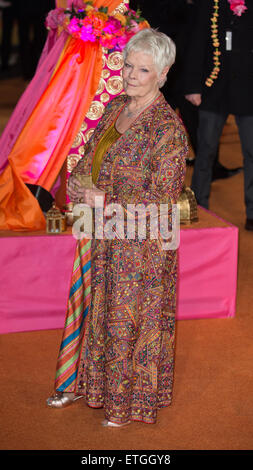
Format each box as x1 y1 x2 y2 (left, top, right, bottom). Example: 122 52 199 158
110 121 188 208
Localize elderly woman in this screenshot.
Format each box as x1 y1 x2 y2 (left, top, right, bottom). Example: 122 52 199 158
47 28 188 426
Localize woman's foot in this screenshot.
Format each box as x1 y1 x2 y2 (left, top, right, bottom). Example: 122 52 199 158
102 419 131 427
46 392 83 408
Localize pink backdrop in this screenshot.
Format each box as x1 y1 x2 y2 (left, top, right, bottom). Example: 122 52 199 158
0 210 238 334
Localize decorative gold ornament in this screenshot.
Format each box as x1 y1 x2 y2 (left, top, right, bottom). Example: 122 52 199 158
80 122 88 132
63 202 74 226
46 203 66 233
86 100 105 120
107 51 124 71
78 145 85 155
96 78 106 95
105 76 123 95
177 187 198 224
205 0 221 87
72 131 83 148
102 69 110 79
83 128 95 143
100 92 110 103
67 154 82 173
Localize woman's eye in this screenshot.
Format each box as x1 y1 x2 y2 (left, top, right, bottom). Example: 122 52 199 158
141 69 149 73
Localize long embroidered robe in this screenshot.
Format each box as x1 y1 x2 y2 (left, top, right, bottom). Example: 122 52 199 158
69 93 188 424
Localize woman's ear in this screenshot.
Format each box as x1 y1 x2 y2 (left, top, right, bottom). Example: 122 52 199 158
160 66 170 83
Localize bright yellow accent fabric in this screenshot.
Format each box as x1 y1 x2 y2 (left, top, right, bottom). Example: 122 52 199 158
92 123 121 184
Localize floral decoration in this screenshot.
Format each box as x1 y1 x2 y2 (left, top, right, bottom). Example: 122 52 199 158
228 0 247 16
45 0 149 50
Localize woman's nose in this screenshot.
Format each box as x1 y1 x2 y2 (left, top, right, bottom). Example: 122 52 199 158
129 67 136 79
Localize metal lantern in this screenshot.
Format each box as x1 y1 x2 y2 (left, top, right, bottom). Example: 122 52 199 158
177 186 198 224
46 203 66 233
63 202 75 226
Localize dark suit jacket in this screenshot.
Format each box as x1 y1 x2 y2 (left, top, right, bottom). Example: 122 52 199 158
184 0 253 115
129 1 197 100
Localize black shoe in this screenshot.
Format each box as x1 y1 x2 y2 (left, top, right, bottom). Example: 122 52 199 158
26 184 54 212
245 218 253 231
186 157 195 167
212 163 243 181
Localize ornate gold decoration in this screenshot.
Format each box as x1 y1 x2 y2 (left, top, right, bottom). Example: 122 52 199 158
83 128 95 143
80 122 88 132
96 78 106 95
67 154 82 173
100 92 110 103
78 145 85 155
46 203 66 233
72 131 83 148
177 187 198 224
107 51 124 71
105 76 123 95
113 0 129 14
86 100 105 120
102 68 110 79
63 202 74 226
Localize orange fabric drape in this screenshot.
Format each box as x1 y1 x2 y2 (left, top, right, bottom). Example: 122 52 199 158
56 1 123 13
0 39 102 230
0 0 123 231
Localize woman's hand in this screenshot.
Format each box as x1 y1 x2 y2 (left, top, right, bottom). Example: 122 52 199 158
84 185 105 208
185 93 202 106
67 176 105 207
67 176 85 203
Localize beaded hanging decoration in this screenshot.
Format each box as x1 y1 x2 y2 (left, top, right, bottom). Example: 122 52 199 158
205 0 247 87
205 0 221 87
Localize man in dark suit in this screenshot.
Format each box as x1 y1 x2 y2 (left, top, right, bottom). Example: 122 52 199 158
184 0 253 230
130 0 241 178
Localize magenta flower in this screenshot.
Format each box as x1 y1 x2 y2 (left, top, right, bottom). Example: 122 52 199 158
80 25 96 42
228 0 247 16
103 17 122 34
67 17 81 35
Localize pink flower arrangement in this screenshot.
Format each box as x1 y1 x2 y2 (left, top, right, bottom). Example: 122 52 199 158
45 1 149 50
228 0 247 16
45 8 66 30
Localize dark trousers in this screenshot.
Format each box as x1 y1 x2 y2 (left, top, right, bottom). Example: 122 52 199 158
191 110 253 218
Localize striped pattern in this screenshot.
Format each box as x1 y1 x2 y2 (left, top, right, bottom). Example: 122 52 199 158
54 238 92 392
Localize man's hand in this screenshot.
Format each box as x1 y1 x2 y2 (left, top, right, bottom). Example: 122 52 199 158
185 93 202 106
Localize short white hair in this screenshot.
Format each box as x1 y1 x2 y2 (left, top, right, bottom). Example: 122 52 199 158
123 28 176 76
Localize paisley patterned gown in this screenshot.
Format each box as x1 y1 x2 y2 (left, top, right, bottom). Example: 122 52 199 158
70 93 188 424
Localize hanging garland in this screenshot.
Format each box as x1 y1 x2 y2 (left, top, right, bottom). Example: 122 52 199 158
205 0 221 87
205 0 247 87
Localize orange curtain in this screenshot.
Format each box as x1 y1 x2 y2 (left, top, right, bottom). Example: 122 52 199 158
56 1 123 13
0 0 123 231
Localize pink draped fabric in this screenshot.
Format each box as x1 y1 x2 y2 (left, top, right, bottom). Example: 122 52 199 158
0 30 69 174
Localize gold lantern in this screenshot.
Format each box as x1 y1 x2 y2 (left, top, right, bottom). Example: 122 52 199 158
46 203 66 233
177 187 198 224
63 202 75 226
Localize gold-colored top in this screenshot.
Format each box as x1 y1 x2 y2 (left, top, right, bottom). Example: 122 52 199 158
92 122 121 184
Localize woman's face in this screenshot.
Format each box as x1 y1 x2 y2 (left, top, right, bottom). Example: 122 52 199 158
122 51 162 99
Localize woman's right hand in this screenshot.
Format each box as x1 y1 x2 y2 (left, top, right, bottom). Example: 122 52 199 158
67 176 85 203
